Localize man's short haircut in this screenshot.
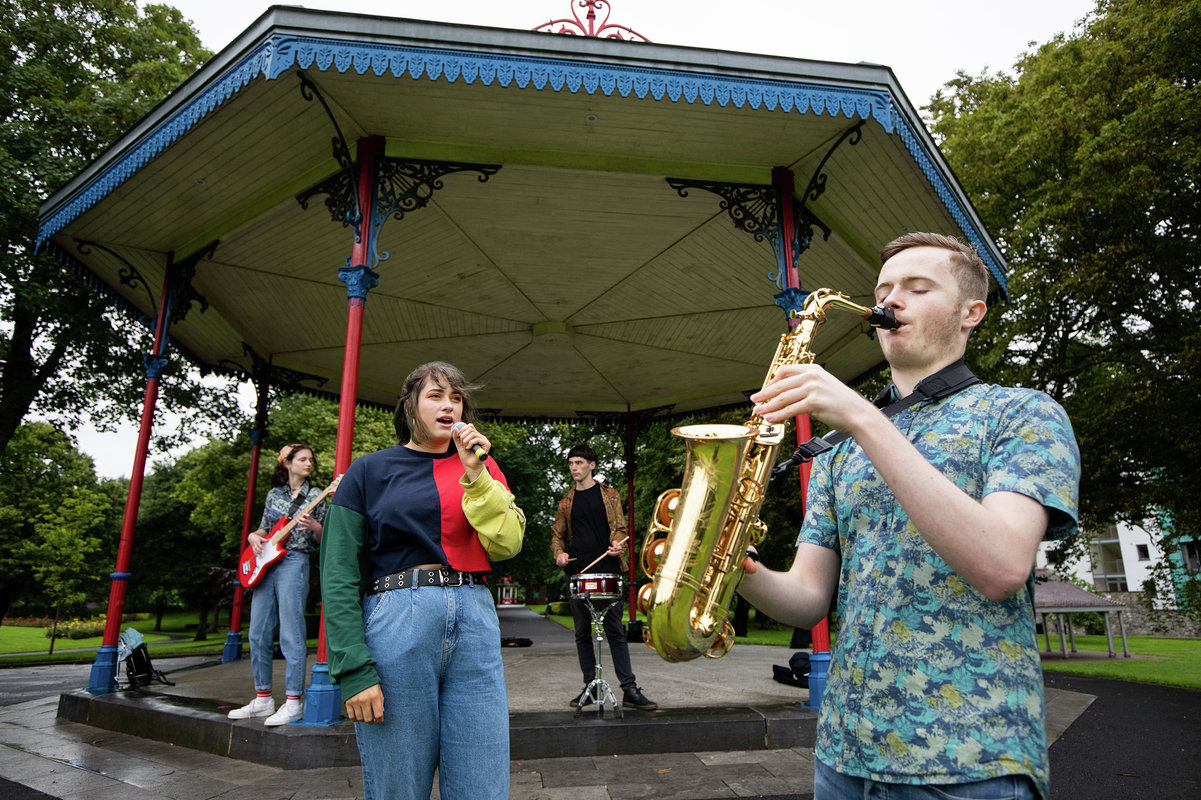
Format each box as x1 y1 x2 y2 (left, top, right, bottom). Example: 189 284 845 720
567 444 598 464
393 361 481 445
880 232 990 302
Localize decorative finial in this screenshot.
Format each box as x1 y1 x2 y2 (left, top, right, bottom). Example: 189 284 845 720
533 0 651 42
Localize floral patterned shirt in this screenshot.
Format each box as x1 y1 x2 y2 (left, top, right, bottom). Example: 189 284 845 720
798 383 1080 799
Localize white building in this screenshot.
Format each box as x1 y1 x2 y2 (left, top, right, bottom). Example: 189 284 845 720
1037 521 1159 594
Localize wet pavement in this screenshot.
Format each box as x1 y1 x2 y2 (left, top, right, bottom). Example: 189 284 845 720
0 605 1152 799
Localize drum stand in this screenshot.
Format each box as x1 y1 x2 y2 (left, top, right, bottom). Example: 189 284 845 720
573 596 623 719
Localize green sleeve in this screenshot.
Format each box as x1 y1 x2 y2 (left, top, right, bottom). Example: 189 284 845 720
319 503 380 701
460 469 525 561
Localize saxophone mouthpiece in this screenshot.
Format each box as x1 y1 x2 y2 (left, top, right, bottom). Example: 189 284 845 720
866 305 901 329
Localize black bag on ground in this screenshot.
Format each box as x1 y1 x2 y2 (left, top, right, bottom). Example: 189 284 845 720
124 643 175 688
771 650 810 688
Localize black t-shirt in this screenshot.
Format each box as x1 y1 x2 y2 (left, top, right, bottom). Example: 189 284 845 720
565 484 620 577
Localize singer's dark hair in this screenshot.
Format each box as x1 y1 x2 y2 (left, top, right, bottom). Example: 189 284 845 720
394 362 481 446
567 444 598 464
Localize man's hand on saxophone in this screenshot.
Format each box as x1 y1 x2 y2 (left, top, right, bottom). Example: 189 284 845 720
751 363 878 434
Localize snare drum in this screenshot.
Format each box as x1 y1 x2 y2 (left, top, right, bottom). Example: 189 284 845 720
569 572 623 601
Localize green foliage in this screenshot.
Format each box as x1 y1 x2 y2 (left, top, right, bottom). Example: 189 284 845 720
926 0 1201 577
0 422 107 622
0 0 237 463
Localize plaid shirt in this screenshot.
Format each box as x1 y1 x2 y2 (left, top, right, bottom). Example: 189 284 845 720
800 383 1080 799
257 482 327 553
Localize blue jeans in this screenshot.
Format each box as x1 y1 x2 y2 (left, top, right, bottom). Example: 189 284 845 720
355 583 508 800
571 598 635 691
815 760 1039 800
248 549 309 697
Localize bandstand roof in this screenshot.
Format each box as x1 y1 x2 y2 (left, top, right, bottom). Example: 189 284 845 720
38 5 1005 418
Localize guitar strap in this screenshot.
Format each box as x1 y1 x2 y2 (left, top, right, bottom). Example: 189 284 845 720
285 491 306 519
771 360 981 478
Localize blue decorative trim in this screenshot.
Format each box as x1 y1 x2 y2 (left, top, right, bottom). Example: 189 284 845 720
36 31 1003 296
774 287 811 318
144 353 170 380
249 427 266 445
888 107 1008 295
110 572 132 581
339 263 380 301
38 38 281 249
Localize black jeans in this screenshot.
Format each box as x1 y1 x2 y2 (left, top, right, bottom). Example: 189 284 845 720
570 598 635 691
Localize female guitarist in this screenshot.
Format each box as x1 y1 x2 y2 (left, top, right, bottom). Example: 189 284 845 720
227 443 327 726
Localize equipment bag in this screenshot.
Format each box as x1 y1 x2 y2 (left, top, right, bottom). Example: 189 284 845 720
124 642 175 688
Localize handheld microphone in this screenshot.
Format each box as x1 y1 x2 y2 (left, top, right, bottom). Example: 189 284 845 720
451 422 488 461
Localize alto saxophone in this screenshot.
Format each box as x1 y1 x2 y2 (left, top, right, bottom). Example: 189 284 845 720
637 289 898 662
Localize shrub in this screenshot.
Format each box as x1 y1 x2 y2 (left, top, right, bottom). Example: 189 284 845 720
45 618 107 639
547 601 572 616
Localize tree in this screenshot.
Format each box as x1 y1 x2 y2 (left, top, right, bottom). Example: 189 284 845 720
24 486 109 652
0 421 103 622
0 0 242 462
925 0 1201 589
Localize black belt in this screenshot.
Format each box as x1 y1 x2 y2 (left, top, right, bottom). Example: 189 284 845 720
368 568 487 595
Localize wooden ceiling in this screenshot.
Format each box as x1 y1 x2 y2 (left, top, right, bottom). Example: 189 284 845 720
39 8 1004 418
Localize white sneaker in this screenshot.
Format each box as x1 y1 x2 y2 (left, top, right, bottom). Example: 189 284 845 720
227 696 274 720
264 698 303 727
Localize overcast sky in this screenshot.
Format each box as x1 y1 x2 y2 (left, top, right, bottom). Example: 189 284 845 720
75 0 1098 478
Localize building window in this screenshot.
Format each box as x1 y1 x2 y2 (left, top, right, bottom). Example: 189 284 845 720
1136 544 1150 561
1105 577 1128 592
1182 541 1201 572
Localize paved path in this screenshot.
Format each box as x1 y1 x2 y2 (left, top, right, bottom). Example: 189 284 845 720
2 606 1185 799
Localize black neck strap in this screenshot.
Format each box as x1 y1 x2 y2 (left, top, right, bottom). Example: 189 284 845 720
771 360 981 478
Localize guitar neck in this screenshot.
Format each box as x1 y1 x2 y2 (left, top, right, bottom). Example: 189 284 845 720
267 476 341 546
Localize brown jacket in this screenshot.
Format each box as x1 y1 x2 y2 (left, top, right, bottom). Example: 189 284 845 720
549 482 628 572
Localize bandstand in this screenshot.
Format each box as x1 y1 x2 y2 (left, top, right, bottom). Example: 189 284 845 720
37 2 1007 723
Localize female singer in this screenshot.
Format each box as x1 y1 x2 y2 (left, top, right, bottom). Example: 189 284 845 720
321 361 524 800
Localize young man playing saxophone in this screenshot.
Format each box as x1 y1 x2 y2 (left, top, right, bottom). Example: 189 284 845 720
738 233 1080 800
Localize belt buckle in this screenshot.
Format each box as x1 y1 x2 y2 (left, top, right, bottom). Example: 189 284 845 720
443 569 464 587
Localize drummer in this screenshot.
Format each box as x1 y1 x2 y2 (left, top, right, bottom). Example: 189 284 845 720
550 444 658 710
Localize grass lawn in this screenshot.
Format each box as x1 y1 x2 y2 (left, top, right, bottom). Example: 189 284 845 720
532 604 1201 690
1039 635 1201 690
0 609 319 667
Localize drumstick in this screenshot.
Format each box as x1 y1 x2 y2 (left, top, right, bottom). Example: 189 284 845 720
578 536 629 574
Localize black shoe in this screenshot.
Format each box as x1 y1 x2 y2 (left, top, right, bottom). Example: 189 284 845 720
622 686 658 710
569 691 593 707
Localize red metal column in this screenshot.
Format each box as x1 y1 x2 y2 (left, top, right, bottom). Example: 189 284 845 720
87 254 175 693
304 135 384 724
625 407 637 624
771 167 831 654
223 363 271 662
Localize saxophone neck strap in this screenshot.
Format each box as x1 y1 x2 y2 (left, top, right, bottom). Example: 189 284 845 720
772 360 981 477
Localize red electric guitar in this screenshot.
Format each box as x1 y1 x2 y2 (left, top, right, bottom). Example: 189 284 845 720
238 475 341 589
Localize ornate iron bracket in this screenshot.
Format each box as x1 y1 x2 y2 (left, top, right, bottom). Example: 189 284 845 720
300 155 501 272
666 178 781 244
296 70 361 237
225 342 328 395
791 120 865 258
74 239 156 313
168 240 217 325
365 156 502 268
533 0 651 41
668 177 809 288
803 119 866 205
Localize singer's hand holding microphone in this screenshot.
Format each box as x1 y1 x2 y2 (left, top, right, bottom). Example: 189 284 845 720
451 421 489 462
